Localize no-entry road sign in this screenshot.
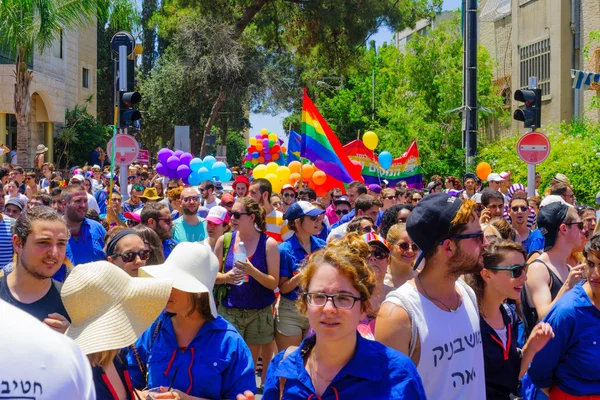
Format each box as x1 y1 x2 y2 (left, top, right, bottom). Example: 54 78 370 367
107 134 139 166
517 132 550 164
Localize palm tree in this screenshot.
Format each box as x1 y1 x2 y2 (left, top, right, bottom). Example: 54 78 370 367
0 0 107 167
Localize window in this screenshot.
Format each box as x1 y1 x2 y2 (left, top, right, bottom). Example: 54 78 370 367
519 38 551 96
82 68 89 89
52 29 63 59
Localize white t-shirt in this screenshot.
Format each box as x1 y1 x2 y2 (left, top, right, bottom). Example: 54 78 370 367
86 192 100 214
204 198 221 210
0 300 96 399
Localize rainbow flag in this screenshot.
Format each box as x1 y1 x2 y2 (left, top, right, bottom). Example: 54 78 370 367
301 89 362 183
287 130 302 163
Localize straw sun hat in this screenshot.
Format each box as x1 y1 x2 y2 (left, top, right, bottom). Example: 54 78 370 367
61 261 172 355
139 242 220 318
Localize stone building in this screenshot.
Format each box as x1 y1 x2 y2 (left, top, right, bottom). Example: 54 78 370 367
0 20 97 165
480 0 600 139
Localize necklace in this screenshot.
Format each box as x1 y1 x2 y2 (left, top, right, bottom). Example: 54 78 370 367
417 274 460 313
308 354 333 383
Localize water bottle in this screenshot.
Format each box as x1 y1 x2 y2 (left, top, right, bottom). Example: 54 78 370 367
233 242 248 285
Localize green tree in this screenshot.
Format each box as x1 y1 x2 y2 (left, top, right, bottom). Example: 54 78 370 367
0 0 107 166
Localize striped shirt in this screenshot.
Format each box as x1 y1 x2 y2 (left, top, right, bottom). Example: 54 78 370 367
0 216 15 268
265 208 291 243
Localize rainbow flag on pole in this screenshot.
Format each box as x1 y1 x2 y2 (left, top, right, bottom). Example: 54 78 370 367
300 89 362 183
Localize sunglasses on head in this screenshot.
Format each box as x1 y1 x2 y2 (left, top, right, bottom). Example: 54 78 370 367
336 209 350 216
485 264 527 279
370 247 389 260
112 249 151 263
397 242 419 251
511 205 528 212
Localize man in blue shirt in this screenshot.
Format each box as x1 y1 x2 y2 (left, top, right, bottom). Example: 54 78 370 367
331 181 367 228
61 184 106 265
140 202 178 259
508 195 544 254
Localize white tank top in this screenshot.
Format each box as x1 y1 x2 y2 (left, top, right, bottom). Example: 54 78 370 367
384 279 486 400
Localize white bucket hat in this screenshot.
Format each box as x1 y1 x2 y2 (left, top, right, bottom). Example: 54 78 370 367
139 242 220 318
61 261 172 355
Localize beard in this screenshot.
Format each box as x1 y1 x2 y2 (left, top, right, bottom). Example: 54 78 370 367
66 207 85 223
182 206 198 216
446 243 483 278
20 257 56 280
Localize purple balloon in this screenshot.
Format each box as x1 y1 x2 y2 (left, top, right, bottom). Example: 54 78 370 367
177 164 191 179
168 169 178 179
167 155 180 170
173 150 184 158
255 135 262 140
262 139 269 147
179 152 193 166
155 162 168 176
264 153 271 161
158 148 173 164
182 175 190 185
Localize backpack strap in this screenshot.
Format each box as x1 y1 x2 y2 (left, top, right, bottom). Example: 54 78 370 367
130 320 162 389
279 346 298 400
222 232 232 270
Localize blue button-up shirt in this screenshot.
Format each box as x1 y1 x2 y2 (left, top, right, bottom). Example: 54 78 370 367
127 313 256 398
279 234 326 301
264 333 427 399
68 218 106 265
332 209 355 229
162 238 178 259
528 283 600 396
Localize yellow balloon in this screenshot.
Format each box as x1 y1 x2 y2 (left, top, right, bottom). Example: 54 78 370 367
276 166 291 183
265 173 282 193
266 162 279 174
363 131 378 150
249 137 257 146
268 133 278 142
253 164 267 179
260 128 269 135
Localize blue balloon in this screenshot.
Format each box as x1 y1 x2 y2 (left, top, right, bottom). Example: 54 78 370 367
211 161 227 180
188 170 201 186
222 169 232 182
189 157 203 172
378 151 393 170
203 155 216 170
198 167 210 181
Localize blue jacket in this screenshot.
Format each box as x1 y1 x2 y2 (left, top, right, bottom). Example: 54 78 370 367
68 218 106 265
127 313 256 399
528 283 600 396
263 333 427 399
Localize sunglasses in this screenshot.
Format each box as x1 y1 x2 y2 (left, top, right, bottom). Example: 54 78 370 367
222 202 234 208
182 196 200 203
370 247 389 260
156 217 173 224
397 242 419 251
511 206 528 212
362 225 373 233
112 249 151 263
333 195 342 200
230 211 249 219
132 185 145 192
565 221 585 231
336 209 350 216
441 231 484 245
282 193 295 198
486 264 527 279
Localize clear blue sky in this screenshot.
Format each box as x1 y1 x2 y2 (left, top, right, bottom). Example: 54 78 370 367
250 0 463 142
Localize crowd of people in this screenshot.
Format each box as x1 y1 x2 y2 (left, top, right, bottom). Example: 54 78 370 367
1 161 599 400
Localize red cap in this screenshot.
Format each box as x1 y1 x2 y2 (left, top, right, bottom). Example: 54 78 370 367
233 175 250 188
281 184 296 193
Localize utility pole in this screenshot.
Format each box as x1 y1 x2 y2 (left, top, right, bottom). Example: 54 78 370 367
371 68 375 120
463 0 478 171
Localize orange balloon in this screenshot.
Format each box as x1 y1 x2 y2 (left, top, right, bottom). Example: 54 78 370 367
312 170 327 185
476 162 492 180
257 156 265 164
302 164 315 181
289 161 302 174
289 172 301 185
281 146 287 153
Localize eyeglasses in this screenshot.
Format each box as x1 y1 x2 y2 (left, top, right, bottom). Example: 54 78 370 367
565 221 585 231
397 242 419 251
485 264 527 279
182 196 200 203
282 193 295 198
156 217 173 224
112 249 151 263
440 231 484 244
25 177 33 181
335 209 350 216
222 202 234 208
230 211 249 219
511 206 529 212
305 292 361 310
370 247 389 260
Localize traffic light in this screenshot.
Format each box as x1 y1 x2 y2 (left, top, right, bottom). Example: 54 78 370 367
118 90 141 127
513 88 541 129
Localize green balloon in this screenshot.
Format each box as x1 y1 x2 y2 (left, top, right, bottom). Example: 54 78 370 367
268 140 275 147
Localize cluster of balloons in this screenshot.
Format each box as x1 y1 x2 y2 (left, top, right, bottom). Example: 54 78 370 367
252 161 328 194
243 128 287 167
155 148 232 185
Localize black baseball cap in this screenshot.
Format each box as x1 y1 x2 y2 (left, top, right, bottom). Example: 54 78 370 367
407 193 463 269
537 202 569 251
333 195 351 207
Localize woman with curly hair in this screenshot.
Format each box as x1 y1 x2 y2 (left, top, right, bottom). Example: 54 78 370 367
379 204 413 239
445 176 463 191
262 233 426 399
